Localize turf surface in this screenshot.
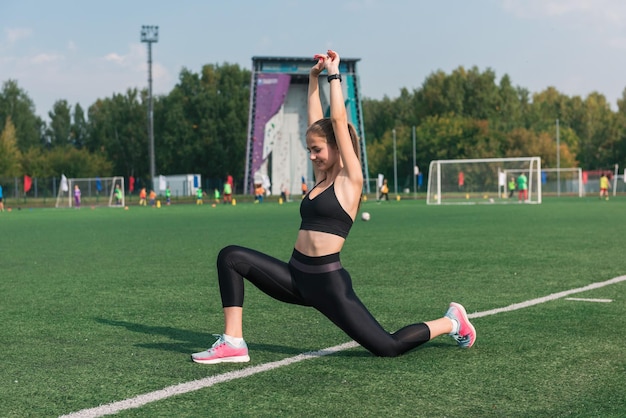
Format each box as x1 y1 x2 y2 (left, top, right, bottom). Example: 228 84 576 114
1 197 625 417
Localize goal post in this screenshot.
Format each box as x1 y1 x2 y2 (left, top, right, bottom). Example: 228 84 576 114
55 176 125 208
427 157 542 205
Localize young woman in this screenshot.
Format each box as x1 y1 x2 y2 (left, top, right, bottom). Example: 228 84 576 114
192 50 476 364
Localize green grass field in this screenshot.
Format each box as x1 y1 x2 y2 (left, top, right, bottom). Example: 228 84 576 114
1 197 625 417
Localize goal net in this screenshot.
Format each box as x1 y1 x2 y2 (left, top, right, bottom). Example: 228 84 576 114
55 176 125 208
427 157 542 205
535 168 583 197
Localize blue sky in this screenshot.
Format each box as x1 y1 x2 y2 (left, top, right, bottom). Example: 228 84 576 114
2 0 626 121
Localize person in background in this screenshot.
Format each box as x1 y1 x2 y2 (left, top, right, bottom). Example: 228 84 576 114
599 172 611 200
508 177 516 199
379 179 389 201
226 174 234 191
0 184 4 212
192 49 476 365
280 183 290 203
114 184 123 205
148 190 157 207
517 172 528 202
74 184 81 209
224 173 235 203
301 179 308 198
223 179 233 204
165 186 171 205
196 187 203 205
139 187 147 206
254 184 265 203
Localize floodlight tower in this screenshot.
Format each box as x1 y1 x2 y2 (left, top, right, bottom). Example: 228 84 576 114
141 25 158 189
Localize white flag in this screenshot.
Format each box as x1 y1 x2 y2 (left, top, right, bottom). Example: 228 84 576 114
61 174 69 192
159 175 166 191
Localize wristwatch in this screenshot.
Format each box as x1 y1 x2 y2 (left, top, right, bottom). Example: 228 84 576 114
327 73 342 83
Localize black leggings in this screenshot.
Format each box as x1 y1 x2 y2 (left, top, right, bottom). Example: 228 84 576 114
217 245 430 357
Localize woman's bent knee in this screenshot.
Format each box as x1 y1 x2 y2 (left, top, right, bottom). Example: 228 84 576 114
217 245 244 267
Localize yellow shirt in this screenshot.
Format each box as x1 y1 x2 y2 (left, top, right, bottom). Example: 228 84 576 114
600 176 609 189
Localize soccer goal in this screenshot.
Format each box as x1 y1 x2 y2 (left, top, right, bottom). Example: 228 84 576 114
55 176 125 208
427 157 542 205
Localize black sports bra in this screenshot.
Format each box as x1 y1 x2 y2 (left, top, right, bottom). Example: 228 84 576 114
299 183 354 239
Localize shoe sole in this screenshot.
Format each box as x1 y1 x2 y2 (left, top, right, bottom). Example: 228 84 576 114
450 302 476 348
192 355 250 364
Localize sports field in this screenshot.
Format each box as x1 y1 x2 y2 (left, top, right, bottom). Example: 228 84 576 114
2 197 625 417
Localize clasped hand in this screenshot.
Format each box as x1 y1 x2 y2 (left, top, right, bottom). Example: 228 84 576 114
311 49 340 77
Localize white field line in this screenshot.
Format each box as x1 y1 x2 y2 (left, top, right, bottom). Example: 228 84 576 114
468 275 625 319
565 297 613 303
60 275 626 418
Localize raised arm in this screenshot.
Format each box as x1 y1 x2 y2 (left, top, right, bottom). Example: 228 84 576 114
324 50 362 184
307 55 325 127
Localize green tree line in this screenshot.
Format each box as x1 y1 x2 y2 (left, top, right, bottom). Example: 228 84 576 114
2 63 626 192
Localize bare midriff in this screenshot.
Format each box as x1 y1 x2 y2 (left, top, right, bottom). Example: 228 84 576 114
294 230 345 256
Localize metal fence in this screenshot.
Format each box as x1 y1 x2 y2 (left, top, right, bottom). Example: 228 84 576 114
0 176 237 207
0 177 61 200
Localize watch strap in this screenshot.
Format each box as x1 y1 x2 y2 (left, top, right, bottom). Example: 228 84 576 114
327 73 342 83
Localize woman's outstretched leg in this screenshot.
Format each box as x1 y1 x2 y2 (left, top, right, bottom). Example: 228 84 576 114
293 263 475 357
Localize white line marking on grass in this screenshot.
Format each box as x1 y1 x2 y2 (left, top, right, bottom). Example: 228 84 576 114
469 275 625 319
59 342 359 418
60 275 626 418
565 297 613 303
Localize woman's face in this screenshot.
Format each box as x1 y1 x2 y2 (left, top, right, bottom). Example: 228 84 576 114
306 133 338 172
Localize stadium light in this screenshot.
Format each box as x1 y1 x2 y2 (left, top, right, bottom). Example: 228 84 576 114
141 25 159 190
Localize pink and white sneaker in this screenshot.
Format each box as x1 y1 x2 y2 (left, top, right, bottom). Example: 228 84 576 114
444 302 477 348
192 334 250 364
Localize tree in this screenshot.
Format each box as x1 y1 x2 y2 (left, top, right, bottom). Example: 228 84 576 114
156 63 249 183
573 93 617 169
495 74 525 131
613 88 626 169
367 114 503 189
71 103 88 148
362 96 398 143
47 100 72 147
45 145 112 178
0 80 44 151
20 147 48 178
413 66 505 122
462 66 501 121
86 89 148 179
504 128 577 168
0 116 23 177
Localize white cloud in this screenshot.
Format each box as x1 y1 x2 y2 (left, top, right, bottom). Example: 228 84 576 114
31 53 63 64
1 38 173 119
5 27 32 45
102 43 146 72
501 0 626 23
104 52 125 64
